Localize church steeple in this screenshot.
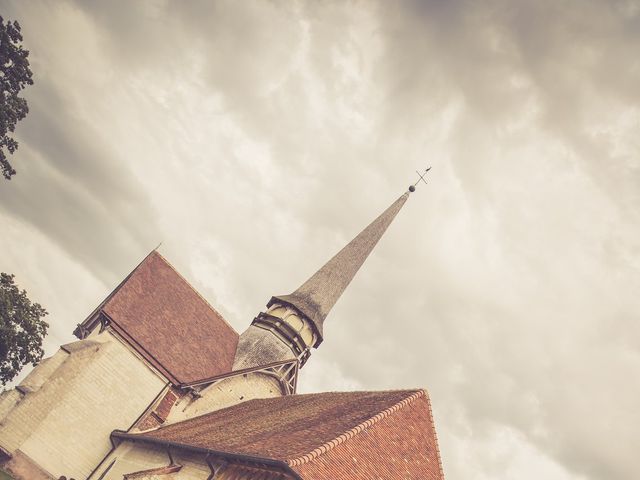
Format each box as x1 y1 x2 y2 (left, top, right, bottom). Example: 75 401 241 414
233 188 413 371
269 191 410 346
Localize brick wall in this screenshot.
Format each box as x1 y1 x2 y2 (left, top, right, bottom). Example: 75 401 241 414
135 387 183 432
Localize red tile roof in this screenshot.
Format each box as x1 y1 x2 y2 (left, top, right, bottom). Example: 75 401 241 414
101 251 239 384
291 392 444 479
116 389 444 479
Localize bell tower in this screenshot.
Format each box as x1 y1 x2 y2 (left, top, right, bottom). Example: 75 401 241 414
233 189 413 370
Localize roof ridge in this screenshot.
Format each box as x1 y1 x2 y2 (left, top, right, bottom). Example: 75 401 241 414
107 314 180 384
424 389 445 479
153 251 238 335
286 389 426 467
181 358 297 388
76 249 158 335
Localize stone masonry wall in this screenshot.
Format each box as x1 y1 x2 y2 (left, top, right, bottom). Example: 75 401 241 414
0 331 166 479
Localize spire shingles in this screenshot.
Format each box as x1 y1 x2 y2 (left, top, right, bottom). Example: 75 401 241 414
269 192 410 345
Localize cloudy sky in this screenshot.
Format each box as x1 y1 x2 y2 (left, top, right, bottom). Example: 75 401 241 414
1 1 639 478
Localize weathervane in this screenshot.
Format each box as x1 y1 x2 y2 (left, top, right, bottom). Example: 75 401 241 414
408 167 431 192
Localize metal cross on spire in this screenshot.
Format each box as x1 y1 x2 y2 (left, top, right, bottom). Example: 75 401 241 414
409 167 432 192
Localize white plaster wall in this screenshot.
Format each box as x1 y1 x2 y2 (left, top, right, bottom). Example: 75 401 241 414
90 371 287 478
171 450 213 479
0 331 166 479
92 441 296 480
91 442 212 480
92 442 169 479
166 372 283 424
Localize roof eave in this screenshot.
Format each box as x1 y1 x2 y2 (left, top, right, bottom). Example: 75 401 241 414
111 431 303 480
74 250 159 339
267 295 324 347
180 357 299 388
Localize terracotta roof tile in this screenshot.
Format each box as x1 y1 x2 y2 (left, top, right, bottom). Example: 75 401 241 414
102 251 238 384
291 393 444 479
120 389 444 478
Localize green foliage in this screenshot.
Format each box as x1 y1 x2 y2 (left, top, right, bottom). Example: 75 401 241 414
0 273 48 385
0 15 33 180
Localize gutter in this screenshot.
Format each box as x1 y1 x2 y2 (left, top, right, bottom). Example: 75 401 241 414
111 431 303 480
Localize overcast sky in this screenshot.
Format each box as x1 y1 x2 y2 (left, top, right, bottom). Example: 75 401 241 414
1 1 639 479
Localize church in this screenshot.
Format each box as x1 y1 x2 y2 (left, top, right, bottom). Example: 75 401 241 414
0 188 444 479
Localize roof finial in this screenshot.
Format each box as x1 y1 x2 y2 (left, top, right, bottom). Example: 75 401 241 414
408 167 432 192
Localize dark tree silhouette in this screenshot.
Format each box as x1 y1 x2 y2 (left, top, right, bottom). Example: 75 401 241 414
0 273 48 385
0 18 45 386
0 15 34 180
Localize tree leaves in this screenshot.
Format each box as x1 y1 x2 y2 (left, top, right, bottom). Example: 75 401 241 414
0 15 34 180
0 18 46 384
0 273 48 385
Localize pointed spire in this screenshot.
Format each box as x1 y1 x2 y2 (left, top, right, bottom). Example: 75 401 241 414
268 191 411 346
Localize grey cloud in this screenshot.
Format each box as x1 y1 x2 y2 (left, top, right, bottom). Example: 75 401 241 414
0 53 162 285
1 1 638 479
